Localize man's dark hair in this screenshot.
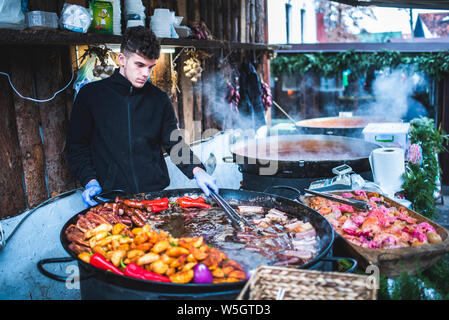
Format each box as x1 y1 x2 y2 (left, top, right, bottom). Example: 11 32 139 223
121 27 161 59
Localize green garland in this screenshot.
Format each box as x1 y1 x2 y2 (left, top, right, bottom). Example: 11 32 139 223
270 50 449 80
402 117 448 218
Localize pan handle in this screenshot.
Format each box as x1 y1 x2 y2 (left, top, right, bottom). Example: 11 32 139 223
37 257 94 282
263 185 302 200
222 156 235 163
319 257 358 273
93 189 128 203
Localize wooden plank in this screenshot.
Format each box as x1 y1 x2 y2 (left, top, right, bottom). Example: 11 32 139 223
176 59 185 129
222 0 231 41
245 0 251 43
193 0 201 23
9 47 48 208
0 49 27 218
200 0 207 24
255 0 265 43
240 0 246 43
176 0 187 24
207 0 215 37
33 46 75 197
231 0 240 42
216 0 223 40
180 55 195 143
201 56 218 132
193 80 203 142
186 0 195 25
250 0 256 43
28 0 59 12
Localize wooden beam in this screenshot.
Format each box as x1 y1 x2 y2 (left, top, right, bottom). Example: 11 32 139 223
255 0 265 43
176 0 188 24
180 55 195 143
9 47 48 208
0 49 27 218
33 46 76 197
216 0 224 40
240 0 246 43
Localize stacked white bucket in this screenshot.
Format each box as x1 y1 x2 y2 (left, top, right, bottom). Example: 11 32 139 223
124 0 146 28
150 9 176 38
111 0 122 35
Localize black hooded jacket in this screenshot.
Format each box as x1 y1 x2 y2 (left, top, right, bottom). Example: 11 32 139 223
66 69 205 194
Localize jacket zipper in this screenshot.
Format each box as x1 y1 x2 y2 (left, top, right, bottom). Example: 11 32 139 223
127 86 140 193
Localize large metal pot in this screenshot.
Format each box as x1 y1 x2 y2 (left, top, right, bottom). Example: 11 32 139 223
37 188 348 300
295 116 391 138
227 134 381 178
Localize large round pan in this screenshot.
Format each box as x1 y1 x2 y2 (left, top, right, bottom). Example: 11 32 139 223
227 134 381 178
295 116 393 137
38 188 338 298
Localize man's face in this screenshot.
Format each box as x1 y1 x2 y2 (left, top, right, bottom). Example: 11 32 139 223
118 52 157 88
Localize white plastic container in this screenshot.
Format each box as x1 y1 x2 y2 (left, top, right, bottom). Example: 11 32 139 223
26 11 58 29
362 122 410 150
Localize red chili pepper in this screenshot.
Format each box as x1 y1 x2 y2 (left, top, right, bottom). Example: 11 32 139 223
177 199 212 209
149 204 169 213
140 198 169 206
123 263 171 282
176 196 206 203
90 253 124 276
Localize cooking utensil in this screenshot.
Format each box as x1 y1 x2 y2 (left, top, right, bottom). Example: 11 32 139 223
208 189 252 231
228 134 381 179
303 189 370 211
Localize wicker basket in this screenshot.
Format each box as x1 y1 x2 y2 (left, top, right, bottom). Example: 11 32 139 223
237 266 377 300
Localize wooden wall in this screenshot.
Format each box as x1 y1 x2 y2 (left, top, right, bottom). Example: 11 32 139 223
0 0 270 218
0 45 77 218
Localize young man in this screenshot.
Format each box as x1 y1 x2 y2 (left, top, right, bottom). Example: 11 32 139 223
67 27 218 206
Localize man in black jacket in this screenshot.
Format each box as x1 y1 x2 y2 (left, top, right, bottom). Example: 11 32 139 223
67 27 218 206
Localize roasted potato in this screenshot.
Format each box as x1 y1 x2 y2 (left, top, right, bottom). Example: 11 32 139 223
211 267 224 278
160 254 175 265
151 240 170 254
181 262 197 272
150 260 169 275
131 242 153 252
110 250 127 267
127 249 145 260
169 269 194 284
112 223 127 235
85 224 113 239
166 246 190 257
137 253 160 266
170 254 188 268
78 252 91 264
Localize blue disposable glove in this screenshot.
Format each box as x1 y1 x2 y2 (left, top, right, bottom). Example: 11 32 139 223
194 169 218 197
82 180 102 207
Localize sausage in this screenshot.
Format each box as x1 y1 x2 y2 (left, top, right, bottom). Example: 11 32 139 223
130 214 145 227
133 209 148 223
123 199 146 210
112 202 118 216
118 216 132 227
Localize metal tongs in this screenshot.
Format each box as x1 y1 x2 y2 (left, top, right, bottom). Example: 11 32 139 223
208 189 253 231
303 189 371 211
